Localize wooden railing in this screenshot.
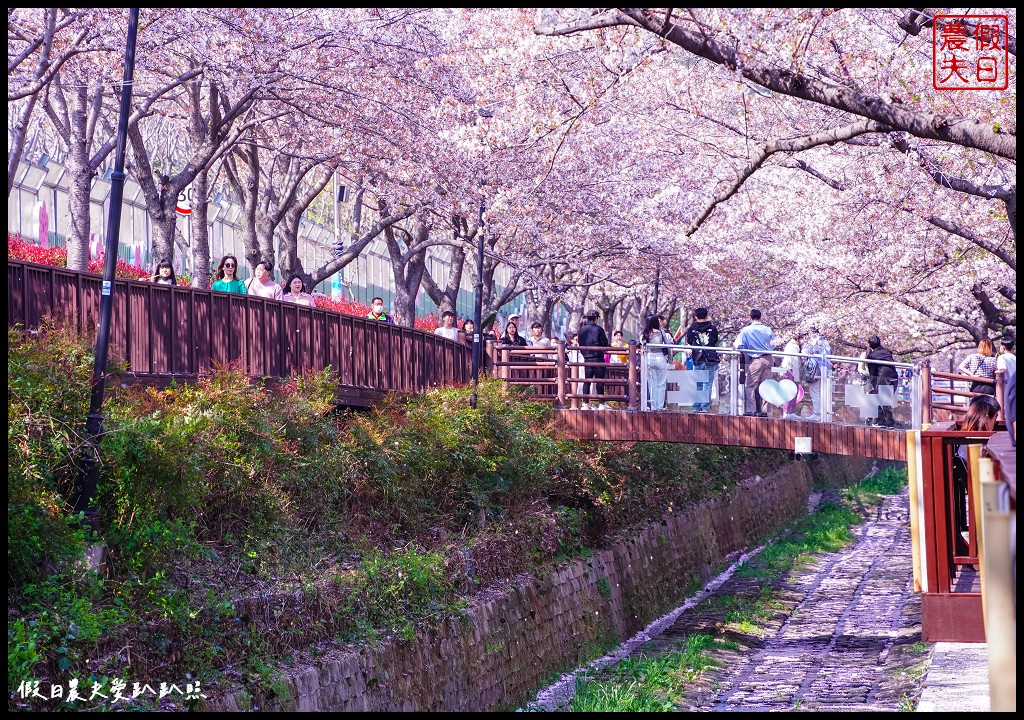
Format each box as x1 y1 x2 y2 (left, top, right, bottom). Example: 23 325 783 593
917 420 1007 642
6 259 471 395
920 359 1004 423
487 343 638 409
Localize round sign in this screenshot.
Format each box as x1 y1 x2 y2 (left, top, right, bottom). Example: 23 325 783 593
176 183 193 215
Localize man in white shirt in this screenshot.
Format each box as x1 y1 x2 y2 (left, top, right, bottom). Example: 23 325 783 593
997 333 1016 386
433 310 459 341
733 308 774 416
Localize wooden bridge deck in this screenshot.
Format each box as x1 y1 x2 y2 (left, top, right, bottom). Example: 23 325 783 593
551 409 907 461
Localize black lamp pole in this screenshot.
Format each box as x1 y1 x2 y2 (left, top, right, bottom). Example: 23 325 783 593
73 8 140 530
470 193 485 409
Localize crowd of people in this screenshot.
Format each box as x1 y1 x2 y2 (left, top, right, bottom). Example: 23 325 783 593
483 304 1015 428
185 255 1015 430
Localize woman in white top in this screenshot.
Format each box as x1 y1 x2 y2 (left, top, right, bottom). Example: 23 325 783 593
246 260 284 301
642 314 671 410
282 273 316 307
780 332 803 417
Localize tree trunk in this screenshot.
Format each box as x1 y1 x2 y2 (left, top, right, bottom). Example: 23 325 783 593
385 219 428 328
189 167 210 287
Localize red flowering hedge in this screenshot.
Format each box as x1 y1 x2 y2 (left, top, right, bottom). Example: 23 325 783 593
9 233 440 330
8 233 154 282
313 295 438 331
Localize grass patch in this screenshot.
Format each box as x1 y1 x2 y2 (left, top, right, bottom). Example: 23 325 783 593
570 634 724 712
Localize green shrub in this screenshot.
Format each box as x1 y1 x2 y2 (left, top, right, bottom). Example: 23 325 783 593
352 546 462 640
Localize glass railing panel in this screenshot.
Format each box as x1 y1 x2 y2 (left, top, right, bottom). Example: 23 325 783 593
639 344 918 427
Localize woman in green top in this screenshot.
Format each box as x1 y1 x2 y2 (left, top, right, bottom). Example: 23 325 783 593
211 255 246 294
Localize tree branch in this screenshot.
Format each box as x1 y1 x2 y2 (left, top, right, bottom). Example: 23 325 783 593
685 119 886 236
538 9 1016 159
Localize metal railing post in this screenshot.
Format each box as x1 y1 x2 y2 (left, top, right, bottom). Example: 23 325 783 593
729 351 739 416
639 344 648 411
911 364 923 430
822 359 833 423
627 341 638 411
921 359 932 426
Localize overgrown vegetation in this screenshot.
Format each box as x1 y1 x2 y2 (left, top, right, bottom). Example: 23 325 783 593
564 467 910 711
7 325 792 710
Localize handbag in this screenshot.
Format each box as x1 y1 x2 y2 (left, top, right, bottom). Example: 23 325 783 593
803 357 820 382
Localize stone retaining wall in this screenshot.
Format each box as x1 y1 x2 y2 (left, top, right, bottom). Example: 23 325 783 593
207 455 872 711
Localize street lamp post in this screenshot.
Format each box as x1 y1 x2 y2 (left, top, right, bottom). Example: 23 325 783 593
73 8 140 530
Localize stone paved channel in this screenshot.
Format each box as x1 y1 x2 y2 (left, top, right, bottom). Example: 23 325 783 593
532 488 932 712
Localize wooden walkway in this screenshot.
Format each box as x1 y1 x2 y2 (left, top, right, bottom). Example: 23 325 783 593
551 409 907 461
7 259 471 406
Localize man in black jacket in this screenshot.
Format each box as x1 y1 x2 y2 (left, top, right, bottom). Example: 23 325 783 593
866 335 899 427
577 310 610 409
685 307 720 413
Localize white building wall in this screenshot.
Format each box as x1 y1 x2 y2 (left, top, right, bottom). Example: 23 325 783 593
8 158 523 321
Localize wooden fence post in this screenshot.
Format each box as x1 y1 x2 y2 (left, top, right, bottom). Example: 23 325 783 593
627 341 638 411
556 340 566 407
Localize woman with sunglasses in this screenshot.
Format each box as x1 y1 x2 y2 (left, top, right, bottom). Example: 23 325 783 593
212 255 246 294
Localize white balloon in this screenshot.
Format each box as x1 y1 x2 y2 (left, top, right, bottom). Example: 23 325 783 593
759 379 786 407
777 378 799 403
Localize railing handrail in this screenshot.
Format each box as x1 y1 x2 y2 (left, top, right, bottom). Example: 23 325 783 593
930 369 997 384
639 342 915 370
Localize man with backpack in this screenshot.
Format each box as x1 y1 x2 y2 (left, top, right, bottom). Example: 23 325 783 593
801 326 831 421
685 307 720 413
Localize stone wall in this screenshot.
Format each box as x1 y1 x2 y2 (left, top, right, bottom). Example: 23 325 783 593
207 455 871 712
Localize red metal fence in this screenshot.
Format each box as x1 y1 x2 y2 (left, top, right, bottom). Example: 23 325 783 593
7 259 471 395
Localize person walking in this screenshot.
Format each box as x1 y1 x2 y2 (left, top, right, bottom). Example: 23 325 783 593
282 274 316 307
578 310 610 410
366 296 395 323
733 309 774 416
434 310 459 340
211 255 246 294
957 338 998 397
685 307 721 413
866 335 899 427
801 326 831 421
642 314 671 411
246 260 284 301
